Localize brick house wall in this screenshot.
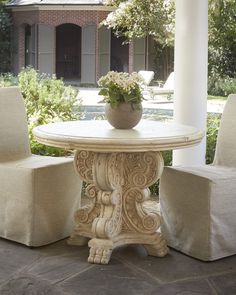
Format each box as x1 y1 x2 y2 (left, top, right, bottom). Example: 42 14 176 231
11 8 136 82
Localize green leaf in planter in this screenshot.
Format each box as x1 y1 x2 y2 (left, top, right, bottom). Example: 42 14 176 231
98 88 109 97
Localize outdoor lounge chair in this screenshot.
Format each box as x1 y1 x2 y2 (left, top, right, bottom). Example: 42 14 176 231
138 70 155 100
148 72 174 100
138 70 155 86
0 87 82 247
160 94 236 261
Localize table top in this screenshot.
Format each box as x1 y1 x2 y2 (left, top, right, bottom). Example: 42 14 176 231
33 120 204 152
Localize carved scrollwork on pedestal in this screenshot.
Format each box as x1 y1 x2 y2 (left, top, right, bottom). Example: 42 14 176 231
74 184 100 224
74 150 95 183
122 187 161 234
121 152 163 234
73 151 100 233
73 151 123 245
91 153 123 240
123 152 164 188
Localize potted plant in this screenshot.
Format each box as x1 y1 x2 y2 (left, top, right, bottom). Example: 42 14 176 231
98 71 144 129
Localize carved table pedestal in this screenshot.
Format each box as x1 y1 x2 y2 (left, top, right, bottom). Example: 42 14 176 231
70 150 167 264
33 120 203 264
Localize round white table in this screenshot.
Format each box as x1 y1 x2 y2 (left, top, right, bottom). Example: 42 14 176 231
33 120 203 264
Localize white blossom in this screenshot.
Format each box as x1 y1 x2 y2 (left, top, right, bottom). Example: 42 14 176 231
101 0 175 46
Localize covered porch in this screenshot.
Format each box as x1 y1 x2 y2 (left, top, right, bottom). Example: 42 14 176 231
1 0 236 293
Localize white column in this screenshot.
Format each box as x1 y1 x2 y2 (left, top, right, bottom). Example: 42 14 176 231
173 0 208 166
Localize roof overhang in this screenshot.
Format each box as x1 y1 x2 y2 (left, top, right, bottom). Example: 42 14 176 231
8 5 113 11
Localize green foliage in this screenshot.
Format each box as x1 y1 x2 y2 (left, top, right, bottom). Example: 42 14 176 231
102 0 235 82
0 3 12 73
206 113 221 164
208 74 236 96
208 0 236 78
98 71 144 108
149 150 172 196
219 77 236 96
18 68 80 155
102 0 175 47
1 68 81 156
102 0 175 82
0 72 17 86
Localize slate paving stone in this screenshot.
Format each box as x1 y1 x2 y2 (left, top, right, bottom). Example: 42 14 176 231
0 238 236 294
59 258 161 295
0 237 22 250
35 239 87 256
25 248 91 283
150 278 216 295
208 272 236 295
0 242 41 284
0 274 64 295
115 245 236 283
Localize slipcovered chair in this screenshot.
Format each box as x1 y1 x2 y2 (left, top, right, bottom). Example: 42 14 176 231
0 87 82 246
160 94 236 261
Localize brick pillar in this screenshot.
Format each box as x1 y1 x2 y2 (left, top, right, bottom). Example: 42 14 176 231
18 25 25 71
95 24 99 82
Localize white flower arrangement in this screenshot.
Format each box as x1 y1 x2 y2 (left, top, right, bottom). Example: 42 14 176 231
98 71 144 108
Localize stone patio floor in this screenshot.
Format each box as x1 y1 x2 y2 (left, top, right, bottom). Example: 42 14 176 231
0 237 236 294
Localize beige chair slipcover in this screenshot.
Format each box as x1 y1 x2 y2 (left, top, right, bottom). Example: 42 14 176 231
160 94 236 261
0 87 82 246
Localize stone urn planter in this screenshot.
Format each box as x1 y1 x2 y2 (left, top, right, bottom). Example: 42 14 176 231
105 102 143 129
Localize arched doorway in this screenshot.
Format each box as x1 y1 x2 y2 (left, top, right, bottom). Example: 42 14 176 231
111 32 129 72
56 24 81 80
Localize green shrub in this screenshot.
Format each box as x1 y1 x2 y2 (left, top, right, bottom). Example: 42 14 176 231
220 77 236 96
149 150 172 196
1 68 81 156
0 72 17 87
206 113 221 164
208 73 225 96
18 68 81 156
208 74 236 97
